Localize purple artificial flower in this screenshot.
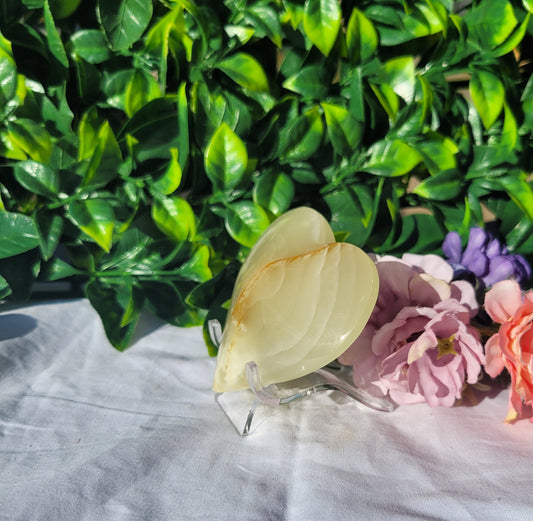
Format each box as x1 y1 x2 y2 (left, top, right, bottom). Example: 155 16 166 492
442 228 531 288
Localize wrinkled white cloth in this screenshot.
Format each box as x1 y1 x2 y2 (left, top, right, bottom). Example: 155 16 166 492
1 299 532 521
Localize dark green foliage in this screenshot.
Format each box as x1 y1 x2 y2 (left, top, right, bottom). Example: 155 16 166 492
0 0 531 350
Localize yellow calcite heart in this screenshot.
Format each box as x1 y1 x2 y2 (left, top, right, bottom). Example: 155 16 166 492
212 207 378 393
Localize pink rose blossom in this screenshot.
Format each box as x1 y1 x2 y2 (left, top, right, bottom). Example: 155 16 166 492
339 254 485 407
484 280 533 422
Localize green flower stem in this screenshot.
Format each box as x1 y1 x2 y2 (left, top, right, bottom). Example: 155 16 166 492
93 270 186 279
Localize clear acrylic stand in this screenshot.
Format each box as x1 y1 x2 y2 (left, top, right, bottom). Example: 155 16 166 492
210 320 397 436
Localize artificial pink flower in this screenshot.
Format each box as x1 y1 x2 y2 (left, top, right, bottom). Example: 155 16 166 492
339 254 485 407
484 280 533 422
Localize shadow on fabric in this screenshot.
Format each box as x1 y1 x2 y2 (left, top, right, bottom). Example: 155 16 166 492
0 313 38 341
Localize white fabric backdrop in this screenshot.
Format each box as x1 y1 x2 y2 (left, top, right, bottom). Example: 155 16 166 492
1 299 532 520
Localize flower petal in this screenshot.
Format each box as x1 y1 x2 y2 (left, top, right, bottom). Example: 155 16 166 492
351 346 388 397
458 334 484 383
411 357 445 406
461 228 489 276
407 329 437 364
485 237 503 259
408 273 445 305
483 256 516 287
464 251 489 278
418 274 451 300
442 232 462 264
338 326 373 365
450 280 479 315
484 280 523 324
402 253 454 282
483 334 505 378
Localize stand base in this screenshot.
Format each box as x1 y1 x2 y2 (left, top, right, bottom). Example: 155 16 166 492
216 361 396 436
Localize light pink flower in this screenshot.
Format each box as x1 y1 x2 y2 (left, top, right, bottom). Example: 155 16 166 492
484 280 533 422
339 254 485 407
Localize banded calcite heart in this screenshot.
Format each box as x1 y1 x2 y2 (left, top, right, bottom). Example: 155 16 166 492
212 207 378 392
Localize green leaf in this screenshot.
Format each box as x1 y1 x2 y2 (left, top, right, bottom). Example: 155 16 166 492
253 171 295 216
363 139 422 177
81 121 122 189
0 274 12 300
119 97 179 162
413 169 464 201
0 212 40 258
86 279 141 350
176 82 189 171
521 75 533 133
100 69 133 110
151 195 196 242
244 5 283 47
68 199 115 252
501 102 518 151
0 249 40 301
77 107 104 161
0 34 17 107
417 75 433 126
151 148 182 195
34 209 63 260
49 0 81 19
7 119 52 163
291 166 321 185
321 102 363 155
176 244 212 283
186 259 240 309
414 133 458 175
98 221 178 273
506 218 533 253
403 213 444 253
368 4 441 45
124 69 162 117
171 0 209 48
69 29 112 64
466 144 515 179
303 0 341 56
370 83 399 120
346 8 378 64
324 184 375 247
73 55 100 100
41 87 75 137
40 256 82 281
141 279 202 327
224 201 270 248
283 0 305 30
144 5 183 88
43 0 68 68
496 175 533 220
13 161 60 198
469 70 505 129
381 56 416 104
204 123 248 191
216 53 269 93
347 66 365 121
97 0 153 51
492 12 530 57
283 65 329 99
279 106 324 161
463 0 517 49
224 25 255 45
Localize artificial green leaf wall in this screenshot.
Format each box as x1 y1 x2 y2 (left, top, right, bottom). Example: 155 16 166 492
0 0 531 351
